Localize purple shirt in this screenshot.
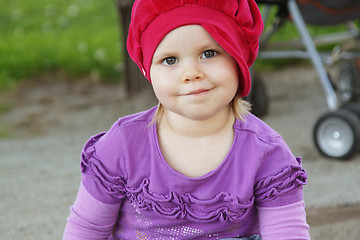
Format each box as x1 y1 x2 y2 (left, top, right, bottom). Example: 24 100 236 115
80 106 307 239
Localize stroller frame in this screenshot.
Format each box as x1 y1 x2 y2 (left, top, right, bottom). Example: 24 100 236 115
253 0 360 159
258 0 359 109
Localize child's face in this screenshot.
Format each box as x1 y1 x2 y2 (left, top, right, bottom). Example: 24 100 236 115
150 25 239 121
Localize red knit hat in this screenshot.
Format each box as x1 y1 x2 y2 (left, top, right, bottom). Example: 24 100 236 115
127 0 263 97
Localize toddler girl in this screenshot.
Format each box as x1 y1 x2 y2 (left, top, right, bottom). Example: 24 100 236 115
63 0 310 239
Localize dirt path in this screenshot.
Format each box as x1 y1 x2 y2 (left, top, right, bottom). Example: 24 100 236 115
1 66 359 239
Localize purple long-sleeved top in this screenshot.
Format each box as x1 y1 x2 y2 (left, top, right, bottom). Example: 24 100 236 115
64 106 309 239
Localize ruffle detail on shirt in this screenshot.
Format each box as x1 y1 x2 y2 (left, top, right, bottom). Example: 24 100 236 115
80 133 254 223
254 157 307 202
81 133 127 199
125 178 254 223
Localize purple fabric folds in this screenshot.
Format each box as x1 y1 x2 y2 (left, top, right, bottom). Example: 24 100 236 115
254 158 307 203
81 133 128 200
123 178 253 223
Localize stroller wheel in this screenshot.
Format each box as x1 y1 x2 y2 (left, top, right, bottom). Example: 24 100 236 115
337 60 360 103
246 74 269 118
313 109 360 160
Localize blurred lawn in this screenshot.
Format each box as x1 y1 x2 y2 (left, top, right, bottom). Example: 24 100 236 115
0 0 122 91
0 1 357 92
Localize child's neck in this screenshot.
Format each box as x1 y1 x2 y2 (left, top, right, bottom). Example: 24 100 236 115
159 107 235 138
157 106 236 178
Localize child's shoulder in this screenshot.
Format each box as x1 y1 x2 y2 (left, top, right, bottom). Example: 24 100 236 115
235 113 281 143
115 106 157 128
82 106 157 168
88 106 157 148
98 106 157 142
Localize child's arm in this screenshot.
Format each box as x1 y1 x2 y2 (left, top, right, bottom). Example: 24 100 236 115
257 200 310 239
63 183 122 240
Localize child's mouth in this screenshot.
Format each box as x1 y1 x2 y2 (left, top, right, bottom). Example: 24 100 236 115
185 88 213 96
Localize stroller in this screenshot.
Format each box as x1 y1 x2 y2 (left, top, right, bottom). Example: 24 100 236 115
248 0 360 159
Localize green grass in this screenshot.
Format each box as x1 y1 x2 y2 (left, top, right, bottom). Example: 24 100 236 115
0 0 122 91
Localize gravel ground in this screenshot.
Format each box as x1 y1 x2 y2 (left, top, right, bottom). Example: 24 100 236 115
1 66 359 239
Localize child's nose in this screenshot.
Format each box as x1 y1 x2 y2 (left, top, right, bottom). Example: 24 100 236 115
181 62 204 82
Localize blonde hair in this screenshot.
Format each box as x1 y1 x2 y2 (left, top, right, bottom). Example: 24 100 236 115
151 96 251 124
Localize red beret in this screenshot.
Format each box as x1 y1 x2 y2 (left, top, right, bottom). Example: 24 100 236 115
127 0 263 97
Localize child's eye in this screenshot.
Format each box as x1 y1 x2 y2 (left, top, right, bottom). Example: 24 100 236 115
201 50 217 59
162 57 177 65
